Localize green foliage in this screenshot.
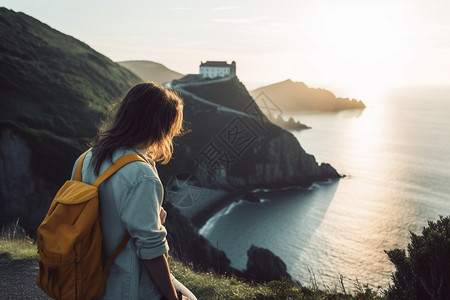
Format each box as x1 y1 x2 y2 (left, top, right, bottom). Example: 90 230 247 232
385 215 450 300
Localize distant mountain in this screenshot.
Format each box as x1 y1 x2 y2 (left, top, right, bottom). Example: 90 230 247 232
118 60 183 83
250 79 365 112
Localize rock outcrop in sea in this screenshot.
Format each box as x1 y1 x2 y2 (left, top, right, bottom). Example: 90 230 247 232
245 245 292 283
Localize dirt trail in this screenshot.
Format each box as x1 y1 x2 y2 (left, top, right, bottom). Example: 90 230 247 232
0 259 50 300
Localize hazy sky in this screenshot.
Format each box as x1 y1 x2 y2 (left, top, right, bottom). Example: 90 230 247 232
3 0 450 100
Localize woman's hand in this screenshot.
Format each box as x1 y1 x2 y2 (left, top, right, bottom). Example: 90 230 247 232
160 207 167 225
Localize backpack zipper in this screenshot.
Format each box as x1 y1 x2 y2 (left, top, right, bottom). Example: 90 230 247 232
74 248 79 300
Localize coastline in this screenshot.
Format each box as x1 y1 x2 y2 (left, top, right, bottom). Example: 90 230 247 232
190 191 243 228
175 179 340 230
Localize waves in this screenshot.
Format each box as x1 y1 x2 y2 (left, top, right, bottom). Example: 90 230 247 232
199 200 245 236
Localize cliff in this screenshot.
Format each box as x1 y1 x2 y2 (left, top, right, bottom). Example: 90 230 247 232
158 76 340 191
250 79 366 112
0 128 57 235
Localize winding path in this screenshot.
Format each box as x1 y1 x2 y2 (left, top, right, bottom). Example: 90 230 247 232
166 77 251 117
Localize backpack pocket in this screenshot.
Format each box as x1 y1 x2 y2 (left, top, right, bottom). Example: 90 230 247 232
37 250 79 300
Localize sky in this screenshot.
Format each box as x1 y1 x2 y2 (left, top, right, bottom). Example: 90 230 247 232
3 0 450 102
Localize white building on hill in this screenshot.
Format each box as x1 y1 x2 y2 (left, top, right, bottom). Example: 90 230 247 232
199 61 236 78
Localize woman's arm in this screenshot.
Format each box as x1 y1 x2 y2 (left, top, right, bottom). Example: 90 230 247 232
120 177 188 299
143 254 178 300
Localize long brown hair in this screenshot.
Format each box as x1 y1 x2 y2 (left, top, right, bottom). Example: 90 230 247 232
89 82 184 175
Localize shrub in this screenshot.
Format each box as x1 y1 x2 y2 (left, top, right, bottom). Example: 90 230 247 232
385 215 450 300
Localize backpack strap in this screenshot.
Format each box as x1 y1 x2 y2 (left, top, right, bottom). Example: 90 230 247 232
73 150 90 181
93 154 147 273
93 154 147 187
103 232 131 274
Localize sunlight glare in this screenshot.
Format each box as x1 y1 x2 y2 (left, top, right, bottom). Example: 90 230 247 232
306 2 412 100
321 5 400 66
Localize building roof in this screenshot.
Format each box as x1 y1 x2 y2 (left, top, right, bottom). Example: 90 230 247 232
200 61 231 68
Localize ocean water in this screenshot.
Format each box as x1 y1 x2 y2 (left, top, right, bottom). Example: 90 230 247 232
199 86 450 290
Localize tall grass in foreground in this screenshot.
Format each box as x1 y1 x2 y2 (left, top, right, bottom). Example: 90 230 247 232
0 237 37 262
0 220 37 261
169 258 383 300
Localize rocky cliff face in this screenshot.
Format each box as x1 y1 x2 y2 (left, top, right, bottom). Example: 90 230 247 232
231 126 338 188
0 128 55 235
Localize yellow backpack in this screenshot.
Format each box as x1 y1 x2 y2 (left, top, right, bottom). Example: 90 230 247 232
36 151 145 300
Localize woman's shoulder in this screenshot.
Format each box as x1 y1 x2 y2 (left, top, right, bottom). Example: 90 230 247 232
112 148 161 185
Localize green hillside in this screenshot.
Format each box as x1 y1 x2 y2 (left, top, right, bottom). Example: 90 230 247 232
0 8 140 232
118 60 184 83
0 7 140 181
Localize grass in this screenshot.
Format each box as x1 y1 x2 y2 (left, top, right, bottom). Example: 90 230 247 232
169 258 273 299
0 221 37 262
0 237 37 262
169 257 384 299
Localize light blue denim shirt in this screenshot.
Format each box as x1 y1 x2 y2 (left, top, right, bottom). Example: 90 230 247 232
71 148 168 300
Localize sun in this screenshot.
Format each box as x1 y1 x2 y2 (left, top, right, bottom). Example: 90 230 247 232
307 2 412 101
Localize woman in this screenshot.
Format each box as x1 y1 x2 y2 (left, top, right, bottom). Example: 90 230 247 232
71 82 195 300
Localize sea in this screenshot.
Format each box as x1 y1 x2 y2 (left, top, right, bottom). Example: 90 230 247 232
198 85 450 291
